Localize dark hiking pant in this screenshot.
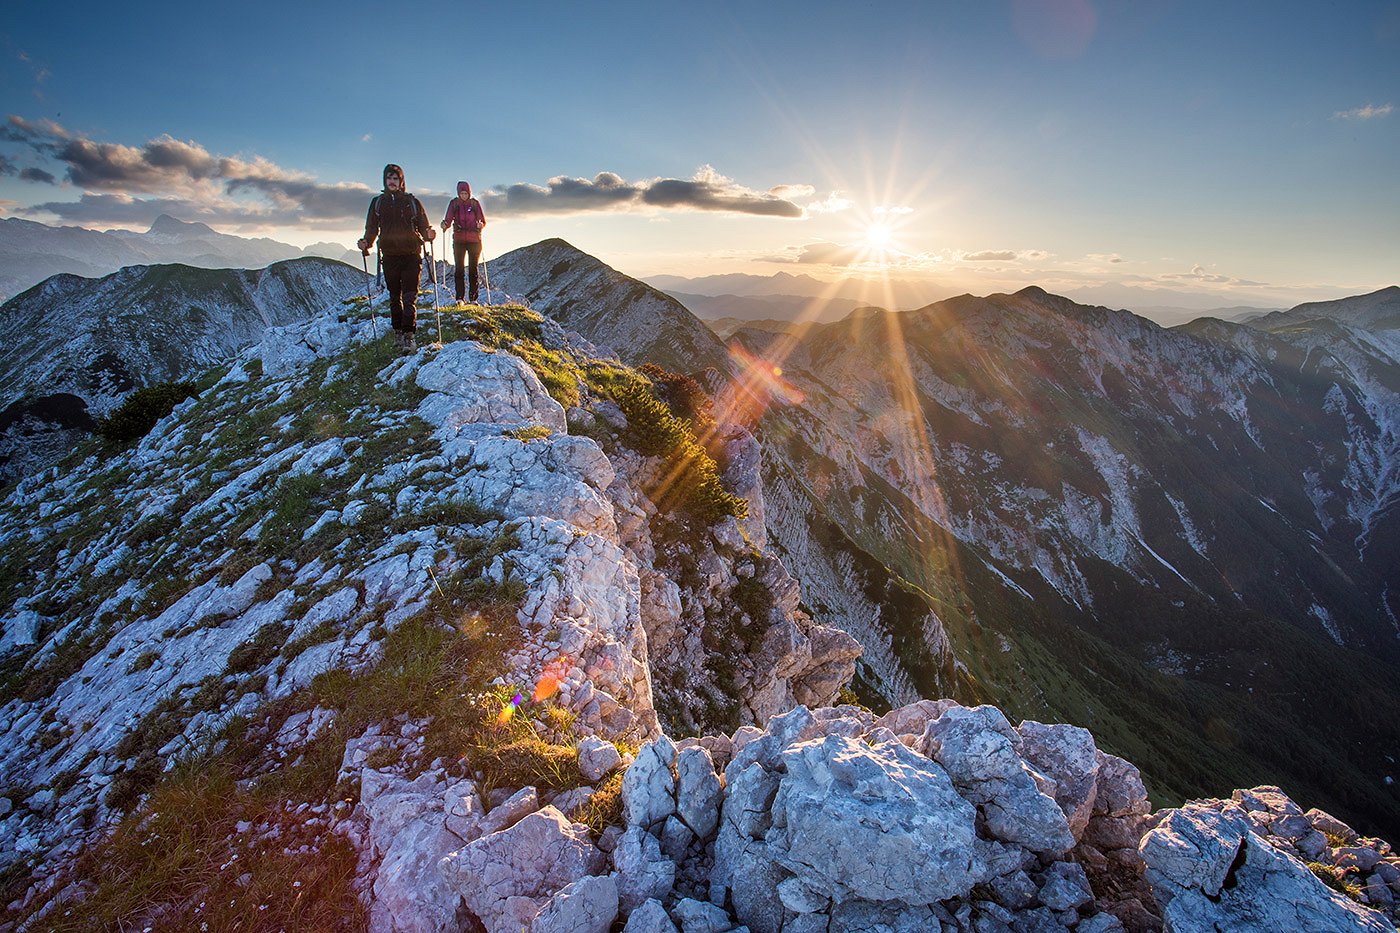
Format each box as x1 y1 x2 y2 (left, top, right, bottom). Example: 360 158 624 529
453 239 482 302
382 252 421 332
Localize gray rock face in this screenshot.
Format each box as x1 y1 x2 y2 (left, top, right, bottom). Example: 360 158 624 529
615 825 678 914
530 874 620 933
1140 801 1393 932
1017 720 1100 840
623 898 680 933
676 745 724 840
623 736 678 830
441 806 606 933
924 706 1075 855
579 735 623 782
774 734 984 903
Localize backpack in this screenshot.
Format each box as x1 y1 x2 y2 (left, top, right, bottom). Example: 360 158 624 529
371 191 425 254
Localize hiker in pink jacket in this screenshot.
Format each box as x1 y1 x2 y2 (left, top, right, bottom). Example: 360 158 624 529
441 181 487 303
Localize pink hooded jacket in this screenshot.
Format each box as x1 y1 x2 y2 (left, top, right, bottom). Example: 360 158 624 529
442 181 486 244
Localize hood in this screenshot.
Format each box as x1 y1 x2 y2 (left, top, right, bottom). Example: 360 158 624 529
383 163 405 190
457 181 471 199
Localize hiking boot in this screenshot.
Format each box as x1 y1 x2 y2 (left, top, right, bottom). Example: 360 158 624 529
404 332 417 353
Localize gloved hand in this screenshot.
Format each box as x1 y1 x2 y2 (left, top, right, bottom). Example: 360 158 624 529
357 238 368 253
440 220 450 231
426 228 436 242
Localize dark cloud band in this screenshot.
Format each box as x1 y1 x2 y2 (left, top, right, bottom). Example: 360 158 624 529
2 116 810 227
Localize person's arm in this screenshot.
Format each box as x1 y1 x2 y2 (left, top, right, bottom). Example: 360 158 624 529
441 198 455 231
357 197 379 252
474 199 486 229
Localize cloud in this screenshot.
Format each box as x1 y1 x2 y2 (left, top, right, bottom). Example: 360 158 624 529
19 167 55 184
488 164 805 218
0 154 13 175
805 193 854 214
361 133 373 142
3 117 812 229
961 249 1050 262
1158 263 1265 286
769 240 937 268
24 193 279 227
1332 103 1394 121
874 206 914 216
1086 252 1126 264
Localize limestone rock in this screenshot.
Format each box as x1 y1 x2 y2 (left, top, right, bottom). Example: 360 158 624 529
579 735 623 782
1016 720 1099 840
924 706 1074 855
531 874 619 933
441 806 605 933
623 736 678 830
1140 801 1392 932
613 825 678 913
623 898 680 933
676 745 724 840
673 896 739 933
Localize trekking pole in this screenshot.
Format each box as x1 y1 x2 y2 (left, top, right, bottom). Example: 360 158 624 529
482 250 493 307
361 249 379 338
429 239 443 348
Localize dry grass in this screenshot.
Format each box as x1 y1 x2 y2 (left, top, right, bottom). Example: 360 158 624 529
31 764 366 933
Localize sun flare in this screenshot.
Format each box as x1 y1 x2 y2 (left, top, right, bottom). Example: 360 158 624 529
865 223 893 250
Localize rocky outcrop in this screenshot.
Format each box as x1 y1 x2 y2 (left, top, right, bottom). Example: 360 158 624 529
1141 788 1399 932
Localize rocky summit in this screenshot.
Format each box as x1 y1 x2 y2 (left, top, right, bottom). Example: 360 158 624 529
0 258 1397 932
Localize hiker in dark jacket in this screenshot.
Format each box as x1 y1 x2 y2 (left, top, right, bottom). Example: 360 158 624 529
358 163 435 351
441 181 487 303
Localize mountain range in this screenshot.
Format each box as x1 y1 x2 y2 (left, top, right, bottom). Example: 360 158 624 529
1 240 1399 927
651 271 1285 327
3 243 1395 842
0 215 356 302
468 251 1400 838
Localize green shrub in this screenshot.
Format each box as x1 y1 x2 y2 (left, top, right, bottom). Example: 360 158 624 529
614 381 690 457
96 383 197 444
639 363 714 427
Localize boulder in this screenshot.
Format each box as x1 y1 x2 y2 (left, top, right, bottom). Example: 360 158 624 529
924 706 1075 855
1140 802 1392 932
441 806 605 933
624 898 680 933
676 745 724 839
531 874 619 933
578 735 623 782
1016 720 1099 839
614 825 677 913
623 736 677 830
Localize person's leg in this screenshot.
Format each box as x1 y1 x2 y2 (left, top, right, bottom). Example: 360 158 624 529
399 255 420 333
467 240 482 303
383 253 408 331
453 239 467 301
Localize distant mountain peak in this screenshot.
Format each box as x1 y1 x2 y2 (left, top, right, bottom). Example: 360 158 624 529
147 214 217 237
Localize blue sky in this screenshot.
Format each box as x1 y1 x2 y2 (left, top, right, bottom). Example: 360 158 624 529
2 0 1397 310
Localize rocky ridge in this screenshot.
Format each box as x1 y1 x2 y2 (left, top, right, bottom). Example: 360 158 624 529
1 263 1397 931
0 285 855 927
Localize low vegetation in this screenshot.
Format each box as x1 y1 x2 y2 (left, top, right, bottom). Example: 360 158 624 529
95 382 197 445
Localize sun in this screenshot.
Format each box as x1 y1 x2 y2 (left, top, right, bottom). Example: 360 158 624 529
865 223 893 250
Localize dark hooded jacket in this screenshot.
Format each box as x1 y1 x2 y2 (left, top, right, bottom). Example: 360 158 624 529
362 164 432 256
